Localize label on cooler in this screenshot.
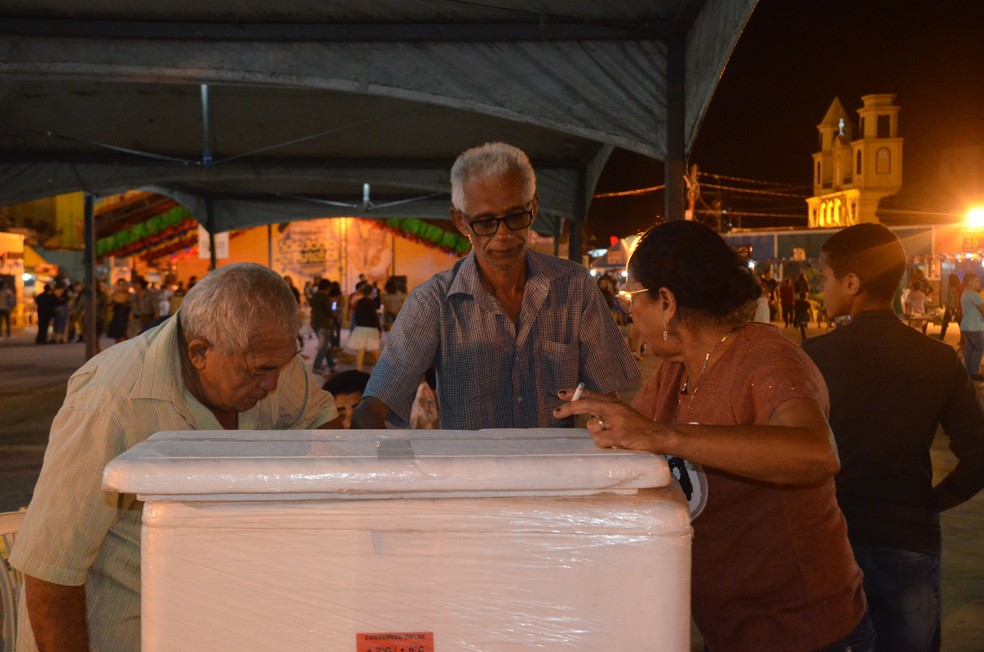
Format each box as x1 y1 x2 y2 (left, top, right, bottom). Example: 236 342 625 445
356 631 434 652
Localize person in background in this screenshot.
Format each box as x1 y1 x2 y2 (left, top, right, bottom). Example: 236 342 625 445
794 270 810 296
555 220 870 652
0 280 16 339
938 272 962 341
11 263 342 652
907 280 929 334
345 284 381 372
169 281 186 315
779 276 795 327
106 279 132 344
909 267 933 298
804 223 984 652
328 280 343 349
381 278 407 332
303 279 315 305
51 281 70 343
309 279 338 375
322 370 370 429
34 282 57 345
959 272 984 380
134 280 161 332
752 283 771 323
907 283 927 315
794 291 812 341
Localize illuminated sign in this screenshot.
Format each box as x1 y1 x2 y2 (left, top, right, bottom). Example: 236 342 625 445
961 231 984 252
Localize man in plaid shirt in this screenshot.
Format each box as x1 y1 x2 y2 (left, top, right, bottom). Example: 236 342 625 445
354 142 638 430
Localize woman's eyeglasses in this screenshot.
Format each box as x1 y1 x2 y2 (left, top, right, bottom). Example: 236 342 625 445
615 288 649 316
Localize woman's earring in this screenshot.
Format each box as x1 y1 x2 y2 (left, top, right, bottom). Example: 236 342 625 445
662 319 668 341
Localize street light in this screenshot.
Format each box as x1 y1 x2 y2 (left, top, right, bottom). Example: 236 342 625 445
967 207 984 229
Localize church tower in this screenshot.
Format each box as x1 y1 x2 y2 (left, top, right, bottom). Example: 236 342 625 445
807 94 903 228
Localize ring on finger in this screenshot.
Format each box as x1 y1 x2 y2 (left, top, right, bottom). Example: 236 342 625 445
596 417 608 431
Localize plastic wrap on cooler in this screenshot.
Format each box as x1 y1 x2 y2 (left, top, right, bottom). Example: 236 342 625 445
103 428 693 651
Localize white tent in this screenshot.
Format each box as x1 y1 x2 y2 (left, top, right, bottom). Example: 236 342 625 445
0 0 759 251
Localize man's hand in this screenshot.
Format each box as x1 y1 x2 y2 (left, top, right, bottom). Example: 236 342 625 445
25 575 89 652
351 396 391 429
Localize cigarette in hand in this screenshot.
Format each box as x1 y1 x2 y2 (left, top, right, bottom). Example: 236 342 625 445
571 382 585 402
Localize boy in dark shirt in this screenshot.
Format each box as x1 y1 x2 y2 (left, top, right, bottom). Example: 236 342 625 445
803 223 984 652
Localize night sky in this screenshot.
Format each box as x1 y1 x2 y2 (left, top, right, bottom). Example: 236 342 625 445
585 0 984 245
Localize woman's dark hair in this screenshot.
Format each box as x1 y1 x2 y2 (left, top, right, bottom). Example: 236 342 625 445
627 221 760 317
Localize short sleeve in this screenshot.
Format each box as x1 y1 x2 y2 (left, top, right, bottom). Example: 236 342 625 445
10 407 130 585
734 337 830 424
577 274 640 394
364 285 441 425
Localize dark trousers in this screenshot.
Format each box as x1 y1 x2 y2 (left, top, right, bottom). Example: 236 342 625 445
852 544 941 652
815 610 876 652
35 312 52 344
313 327 336 371
939 306 953 339
705 610 875 652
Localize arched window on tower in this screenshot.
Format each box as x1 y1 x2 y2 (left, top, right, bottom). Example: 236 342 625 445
816 162 821 185
856 151 862 175
876 148 891 174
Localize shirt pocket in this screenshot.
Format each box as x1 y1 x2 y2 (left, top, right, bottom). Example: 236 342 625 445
540 340 579 398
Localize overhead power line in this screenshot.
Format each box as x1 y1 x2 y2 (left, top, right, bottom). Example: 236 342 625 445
700 172 811 191
700 183 808 199
592 184 665 198
696 210 807 219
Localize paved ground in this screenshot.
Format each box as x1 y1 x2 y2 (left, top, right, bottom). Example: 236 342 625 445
1 319 982 650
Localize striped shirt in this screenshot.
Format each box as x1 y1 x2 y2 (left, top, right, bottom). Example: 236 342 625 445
365 250 639 429
11 316 337 652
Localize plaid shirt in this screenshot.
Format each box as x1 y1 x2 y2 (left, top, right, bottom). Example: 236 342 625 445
366 250 639 429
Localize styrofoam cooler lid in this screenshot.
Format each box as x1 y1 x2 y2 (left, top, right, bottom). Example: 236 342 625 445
102 428 671 501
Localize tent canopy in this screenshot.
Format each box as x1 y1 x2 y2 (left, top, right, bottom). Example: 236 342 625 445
0 0 758 236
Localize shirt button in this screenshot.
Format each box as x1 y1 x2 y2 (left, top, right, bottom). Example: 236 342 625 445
516 396 523 403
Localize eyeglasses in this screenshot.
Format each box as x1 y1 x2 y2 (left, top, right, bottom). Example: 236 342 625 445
615 288 649 316
456 208 535 236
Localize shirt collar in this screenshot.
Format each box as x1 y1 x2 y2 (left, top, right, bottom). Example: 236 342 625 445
131 315 185 401
849 309 901 323
447 249 564 299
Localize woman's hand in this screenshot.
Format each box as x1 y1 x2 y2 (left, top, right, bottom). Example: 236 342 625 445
556 388 838 485
554 387 663 453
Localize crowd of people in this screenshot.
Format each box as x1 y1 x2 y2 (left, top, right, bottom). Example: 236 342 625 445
9 142 984 652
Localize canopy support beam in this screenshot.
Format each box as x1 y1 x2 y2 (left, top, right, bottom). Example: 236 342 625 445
664 32 686 221
83 193 98 360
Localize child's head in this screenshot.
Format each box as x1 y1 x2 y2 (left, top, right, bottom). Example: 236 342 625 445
322 370 371 429
820 223 904 316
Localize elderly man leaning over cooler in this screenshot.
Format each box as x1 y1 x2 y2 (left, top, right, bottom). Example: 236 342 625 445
353 142 638 430
11 263 342 652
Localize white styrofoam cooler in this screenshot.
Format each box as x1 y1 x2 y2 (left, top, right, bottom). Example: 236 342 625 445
103 428 692 651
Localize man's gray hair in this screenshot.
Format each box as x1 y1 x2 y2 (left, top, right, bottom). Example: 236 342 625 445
450 142 536 211
179 263 300 355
